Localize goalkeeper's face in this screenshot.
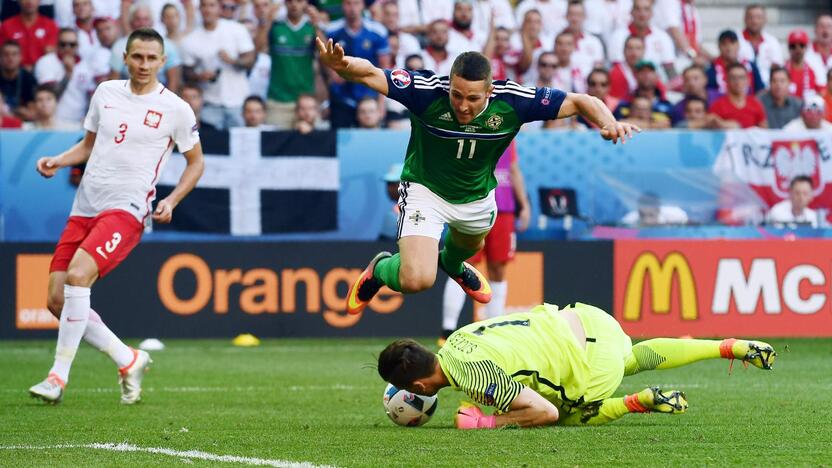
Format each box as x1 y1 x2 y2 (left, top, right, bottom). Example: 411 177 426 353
449 75 494 125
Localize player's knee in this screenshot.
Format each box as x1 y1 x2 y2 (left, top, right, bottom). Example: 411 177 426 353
65 265 95 287
46 293 63 318
399 266 435 293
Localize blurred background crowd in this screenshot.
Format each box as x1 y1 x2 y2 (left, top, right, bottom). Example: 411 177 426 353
2 0 832 133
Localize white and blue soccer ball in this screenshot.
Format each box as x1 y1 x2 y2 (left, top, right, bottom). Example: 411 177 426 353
382 383 438 427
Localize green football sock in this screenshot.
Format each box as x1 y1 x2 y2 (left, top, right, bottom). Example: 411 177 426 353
438 232 479 276
624 338 722 376
372 254 402 292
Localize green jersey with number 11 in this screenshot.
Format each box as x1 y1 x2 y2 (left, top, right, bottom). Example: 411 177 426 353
384 69 566 204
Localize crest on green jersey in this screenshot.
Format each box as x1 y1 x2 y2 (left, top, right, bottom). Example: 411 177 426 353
486 114 503 130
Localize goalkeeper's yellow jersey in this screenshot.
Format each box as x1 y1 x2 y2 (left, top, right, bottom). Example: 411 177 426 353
436 304 591 412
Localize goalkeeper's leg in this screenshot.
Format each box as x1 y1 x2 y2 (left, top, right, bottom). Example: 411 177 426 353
558 387 688 426
624 338 777 376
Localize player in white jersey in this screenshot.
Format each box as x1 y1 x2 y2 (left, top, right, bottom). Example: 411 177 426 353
29 28 205 405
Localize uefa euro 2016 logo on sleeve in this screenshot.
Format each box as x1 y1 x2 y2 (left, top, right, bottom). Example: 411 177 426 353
391 69 412 89
485 383 497 405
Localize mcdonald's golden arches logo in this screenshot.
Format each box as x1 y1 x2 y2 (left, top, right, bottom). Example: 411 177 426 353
623 252 698 321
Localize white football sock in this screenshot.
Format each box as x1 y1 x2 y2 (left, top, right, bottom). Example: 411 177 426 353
442 277 466 331
85 309 134 368
49 285 91 383
482 281 508 319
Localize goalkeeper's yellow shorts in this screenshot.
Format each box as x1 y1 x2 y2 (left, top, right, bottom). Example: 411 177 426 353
571 303 633 402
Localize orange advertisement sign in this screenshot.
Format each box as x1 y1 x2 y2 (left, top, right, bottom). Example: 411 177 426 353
16 254 58 330
614 240 832 337
473 252 544 320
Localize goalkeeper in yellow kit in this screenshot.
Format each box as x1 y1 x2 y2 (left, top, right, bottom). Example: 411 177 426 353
377 302 776 428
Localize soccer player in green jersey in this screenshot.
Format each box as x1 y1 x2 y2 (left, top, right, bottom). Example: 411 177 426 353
317 38 641 315
378 302 776 428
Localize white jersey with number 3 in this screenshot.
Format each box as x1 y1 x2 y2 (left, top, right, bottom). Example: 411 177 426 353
72 80 200 223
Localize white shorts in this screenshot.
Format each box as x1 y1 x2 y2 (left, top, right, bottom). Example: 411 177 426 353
396 181 497 240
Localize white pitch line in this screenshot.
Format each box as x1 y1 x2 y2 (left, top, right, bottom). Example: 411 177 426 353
0 443 335 468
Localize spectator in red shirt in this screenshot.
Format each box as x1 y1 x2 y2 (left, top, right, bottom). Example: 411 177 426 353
609 35 644 100
0 0 58 69
786 29 820 100
709 62 767 128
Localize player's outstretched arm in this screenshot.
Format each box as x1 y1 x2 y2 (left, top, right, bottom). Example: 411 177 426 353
153 142 205 224
35 131 97 178
316 37 389 96
455 387 559 429
557 93 641 145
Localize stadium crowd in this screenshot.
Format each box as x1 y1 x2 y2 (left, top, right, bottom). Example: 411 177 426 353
1 0 831 132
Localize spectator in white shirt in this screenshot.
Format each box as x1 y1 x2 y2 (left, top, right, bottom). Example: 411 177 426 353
563 0 604 67
397 0 453 34
447 0 485 54
608 0 677 81
622 192 688 226
182 0 256 129
512 8 550 85
109 3 183 91
161 2 196 49
783 94 832 131
806 14 832 88
549 31 591 93
514 0 566 42
33 28 99 121
766 175 819 227
737 4 783 88
379 0 421 68
469 0 515 45
651 0 708 66
422 19 455 76
22 84 79 129
293 93 328 134
54 0 120 28
583 0 630 43
71 0 99 62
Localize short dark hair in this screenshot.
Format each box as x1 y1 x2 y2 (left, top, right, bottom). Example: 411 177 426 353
624 35 644 48
35 83 59 100
684 95 707 110
683 64 706 77
726 62 747 76
377 339 436 389
770 65 789 82
182 82 202 95
2 39 21 50
243 95 265 109
790 175 813 189
745 3 764 14
126 27 165 54
58 27 77 37
588 67 609 80
718 29 739 43
450 51 492 83
404 54 423 70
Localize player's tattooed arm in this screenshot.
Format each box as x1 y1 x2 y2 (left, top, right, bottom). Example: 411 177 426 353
36 131 97 178
558 93 641 145
316 37 389 96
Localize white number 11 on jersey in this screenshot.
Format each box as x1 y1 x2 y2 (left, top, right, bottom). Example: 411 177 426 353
456 139 476 159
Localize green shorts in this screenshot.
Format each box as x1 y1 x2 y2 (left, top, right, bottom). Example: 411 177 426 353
572 303 633 403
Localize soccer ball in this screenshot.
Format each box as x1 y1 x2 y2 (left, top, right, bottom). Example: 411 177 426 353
382 383 438 427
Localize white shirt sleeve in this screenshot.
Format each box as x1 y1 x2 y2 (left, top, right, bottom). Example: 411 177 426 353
492 0 516 30
652 0 681 30
236 23 256 55
180 34 197 67
173 102 200 153
34 55 64 84
83 86 102 133
608 29 627 64
658 30 676 64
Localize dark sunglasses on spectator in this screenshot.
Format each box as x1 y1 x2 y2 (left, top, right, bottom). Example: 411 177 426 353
539 62 557 68
59 41 78 47
589 80 608 86
789 43 806 49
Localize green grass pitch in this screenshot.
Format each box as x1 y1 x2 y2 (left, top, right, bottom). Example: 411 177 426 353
0 338 829 467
